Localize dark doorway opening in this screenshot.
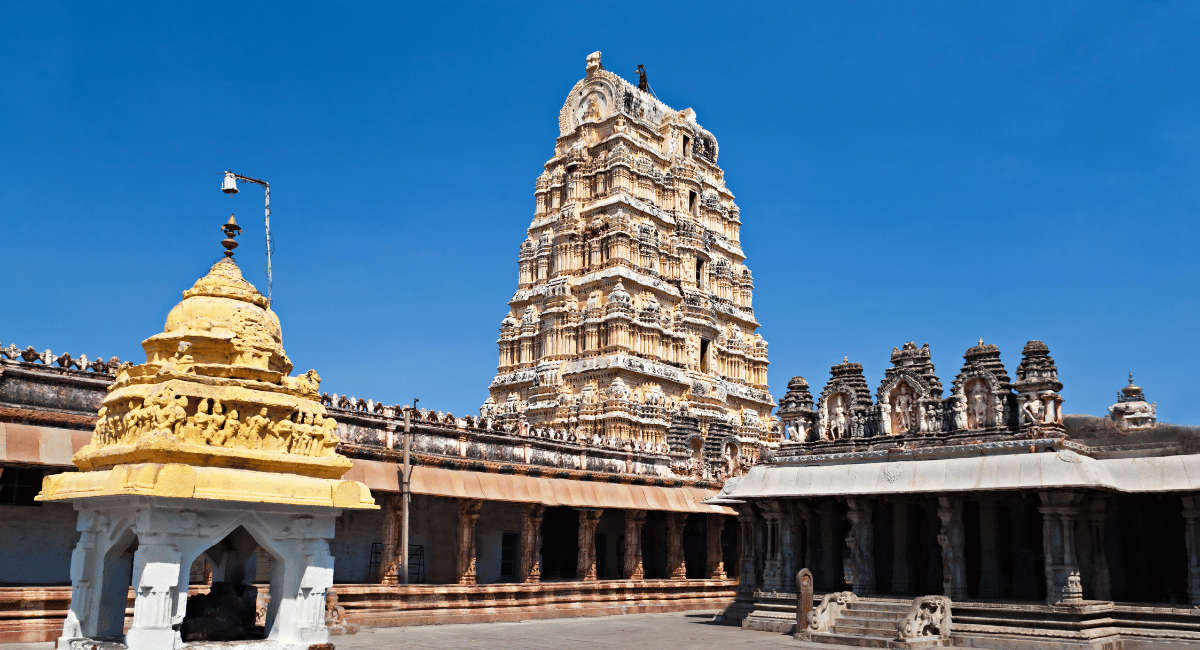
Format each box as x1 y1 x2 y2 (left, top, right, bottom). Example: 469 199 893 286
683 515 706 579
540 506 579 580
642 511 668 579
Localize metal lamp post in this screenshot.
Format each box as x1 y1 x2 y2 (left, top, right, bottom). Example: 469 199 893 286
221 171 274 306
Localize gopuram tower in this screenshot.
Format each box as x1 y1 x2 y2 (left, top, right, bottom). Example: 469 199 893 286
482 52 776 480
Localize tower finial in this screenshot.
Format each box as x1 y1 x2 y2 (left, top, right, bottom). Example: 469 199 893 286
843 356 848 364
221 214 241 258
978 338 984 346
1128 372 1134 385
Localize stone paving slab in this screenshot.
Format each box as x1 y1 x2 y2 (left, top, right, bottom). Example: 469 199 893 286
0 612 889 650
334 611 798 649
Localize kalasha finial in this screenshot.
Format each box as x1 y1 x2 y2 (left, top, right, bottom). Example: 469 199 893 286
979 338 984 346
1128 372 1135 385
221 214 241 258
843 356 848 364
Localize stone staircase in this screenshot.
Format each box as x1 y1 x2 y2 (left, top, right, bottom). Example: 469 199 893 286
808 599 945 648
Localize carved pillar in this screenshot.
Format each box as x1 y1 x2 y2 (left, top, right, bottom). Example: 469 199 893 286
455 499 482 586
1038 491 1083 604
125 537 184 650
737 510 757 592
845 498 876 595
780 505 797 592
667 513 687 580
1087 497 1111 601
891 500 911 595
937 496 967 600
576 509 602 581
761 502 783 591
978 497 1001 598
379 494 401 584
796 502 813 574
519 504 545 584
706 514 727 579
1182 494 1200 605
624 509 646 580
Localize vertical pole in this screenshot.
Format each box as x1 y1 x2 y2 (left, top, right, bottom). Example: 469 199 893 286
263 183 272 306
401 405 412 584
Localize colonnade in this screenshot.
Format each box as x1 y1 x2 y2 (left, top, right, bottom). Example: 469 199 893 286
738 491 1200 606
379 498 735 586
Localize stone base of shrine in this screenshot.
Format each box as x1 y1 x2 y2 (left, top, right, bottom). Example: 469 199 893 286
331 579 737 628
727 593 1200 650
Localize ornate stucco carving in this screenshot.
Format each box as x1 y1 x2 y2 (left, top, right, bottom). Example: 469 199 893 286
486 51 774 481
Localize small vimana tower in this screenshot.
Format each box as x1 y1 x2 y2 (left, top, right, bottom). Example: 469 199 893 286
481 52 776 480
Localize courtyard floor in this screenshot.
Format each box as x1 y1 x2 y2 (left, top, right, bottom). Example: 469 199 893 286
0 611 877 649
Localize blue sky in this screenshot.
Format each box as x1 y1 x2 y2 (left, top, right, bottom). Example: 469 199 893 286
2 2 1198 423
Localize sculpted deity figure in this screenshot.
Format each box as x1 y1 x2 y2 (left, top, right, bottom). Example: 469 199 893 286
217 409 241 448
239 407 271 449
786 420 799 441
893 383 913 433
953 398 968 431
264 414 293 453
316 417 339 457
831 395 849 440
968 381 989 429
1020 394 1044 427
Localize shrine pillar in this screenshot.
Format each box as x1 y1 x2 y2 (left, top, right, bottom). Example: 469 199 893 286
455 499 483 586
845 498 875 595
519 504 545 584
761 503 784 591
666 513 687 580
576 509 602 581
737 510 757 592
1087 497 1111 601
1182 494 1200 605
890 499 911 594
624 510 646 580
937 496 968 600
706 513 727 579
1038 491 1083 604
378 494 400 584
978 496 1001 598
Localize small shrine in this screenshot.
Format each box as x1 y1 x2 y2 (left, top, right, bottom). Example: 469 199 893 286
1109 373 1157 429
37 215 376 650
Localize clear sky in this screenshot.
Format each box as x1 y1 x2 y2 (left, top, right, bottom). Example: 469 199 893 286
2 2 1198 424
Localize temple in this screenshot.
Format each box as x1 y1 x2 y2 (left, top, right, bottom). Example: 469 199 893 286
0 51 1197 650
724 340 1200 648
482 50 776 482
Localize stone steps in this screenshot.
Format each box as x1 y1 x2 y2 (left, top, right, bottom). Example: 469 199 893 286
809 599 911 648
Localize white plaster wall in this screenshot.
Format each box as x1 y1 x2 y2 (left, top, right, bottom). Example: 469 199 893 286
0 503 79 584
330 508 383 584
474 501 524 585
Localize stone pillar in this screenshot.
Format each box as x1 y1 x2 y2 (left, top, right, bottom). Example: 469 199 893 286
761 503 783 591
667 513 687 580
937 496 967 600
978 497 1001 598
576 509 602 581
1038 491 1083 604
1087 497 1111 601
780 505 797 592
1182 494 1200 605
845 498 876 595
706 513 727 579
126 536 184 650
890 500 911 595
455 499 482 586
519 504 545 584
737 510 757 592
379 494 401 584
796 502 813 573
624 509 646 580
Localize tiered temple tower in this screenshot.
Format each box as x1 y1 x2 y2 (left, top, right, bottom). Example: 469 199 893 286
482 52 775 479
